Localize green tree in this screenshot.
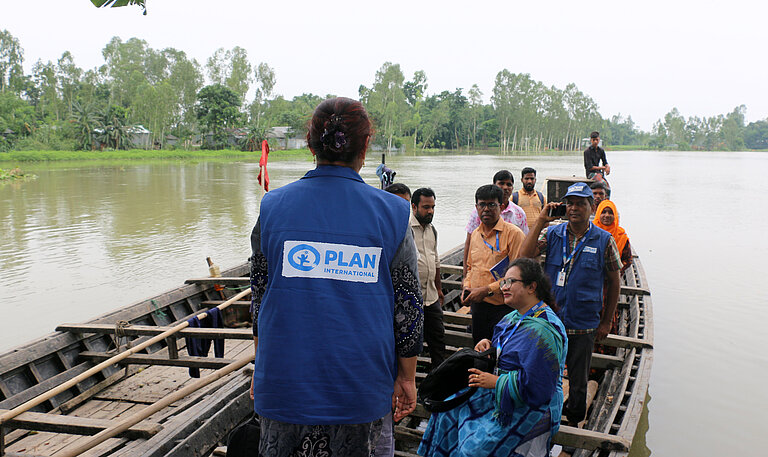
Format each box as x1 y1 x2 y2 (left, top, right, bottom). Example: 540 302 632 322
262 93 321 139
240 124 268 151
744 120 768 149
491 69 517 153
251 62 276 128
57 51 82 118
403 70 427 106
419 93 450 150
225 47 252 104
100 105 133 149
360 62 408 151
101 37 150 107
0 92 35 139
195 84 242 149
132 80 177 147
69 101 102 150
205 48 227 86
0 29 25 95
722 105 746 150
164 48 203 136
663 107 689 149
468 84 483 148
30 59 61 121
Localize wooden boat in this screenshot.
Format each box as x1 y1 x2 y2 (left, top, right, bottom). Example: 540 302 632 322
0 192 652 456
0 262 255 457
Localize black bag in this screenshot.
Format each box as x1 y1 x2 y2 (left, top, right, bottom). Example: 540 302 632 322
417 347 496 413
226 413 260 457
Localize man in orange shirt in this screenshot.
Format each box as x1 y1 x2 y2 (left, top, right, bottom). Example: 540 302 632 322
461 184 526 343
512 167 547 230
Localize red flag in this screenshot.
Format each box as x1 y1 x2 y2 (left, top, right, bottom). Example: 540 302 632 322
258 139 270 191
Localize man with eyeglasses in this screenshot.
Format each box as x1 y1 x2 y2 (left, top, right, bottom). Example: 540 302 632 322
461 184 526 344
462 170 528 278
519 182 621 429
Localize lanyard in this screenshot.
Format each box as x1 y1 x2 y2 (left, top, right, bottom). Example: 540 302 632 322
483 231 500 252
495 301 545 357
561 223 592 270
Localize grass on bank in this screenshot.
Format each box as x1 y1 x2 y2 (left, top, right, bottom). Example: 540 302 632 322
0 148 314 163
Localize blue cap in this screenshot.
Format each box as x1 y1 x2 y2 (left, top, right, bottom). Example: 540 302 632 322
562 182 593 200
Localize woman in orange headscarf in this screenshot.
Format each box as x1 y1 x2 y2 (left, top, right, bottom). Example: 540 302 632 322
594 200 631 274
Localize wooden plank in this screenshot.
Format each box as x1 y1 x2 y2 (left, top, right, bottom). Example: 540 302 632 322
161 388 251 457
441 282 646 296
0 363 91 411
185 277 249 286
443 329 473 348
590 353 623 370
395 423 629 452
438 264 463 276
166 337 179 359
0 409 161 439
599 334 652 349
441 279 462 290
58 366 142 414
443 311 471 325
79 351 235 370
553 424 631 451
394 451 421 457
114 369 250 457
56 324 253 340
201 300 250 308
619 285 650 296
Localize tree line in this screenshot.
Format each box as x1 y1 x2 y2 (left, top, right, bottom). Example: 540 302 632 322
1 29 766 153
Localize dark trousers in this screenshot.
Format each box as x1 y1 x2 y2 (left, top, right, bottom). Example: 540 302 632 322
424 300 446 370
470 301 511 344
564 331 596 424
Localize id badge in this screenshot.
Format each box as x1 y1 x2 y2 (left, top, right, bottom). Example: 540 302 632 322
556 269 566 287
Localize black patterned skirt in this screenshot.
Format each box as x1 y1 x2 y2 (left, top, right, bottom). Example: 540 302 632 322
258 415 385 457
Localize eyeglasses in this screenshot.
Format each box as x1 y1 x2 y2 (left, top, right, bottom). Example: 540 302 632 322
499 277 523 289
476 202 499 209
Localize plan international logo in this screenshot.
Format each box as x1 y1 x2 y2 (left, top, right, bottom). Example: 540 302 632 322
282 240 382 283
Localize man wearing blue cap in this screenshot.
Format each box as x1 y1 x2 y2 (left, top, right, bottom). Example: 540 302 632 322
519 182 621 427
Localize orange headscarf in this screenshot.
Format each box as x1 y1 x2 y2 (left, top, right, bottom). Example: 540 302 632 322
594 200 628 255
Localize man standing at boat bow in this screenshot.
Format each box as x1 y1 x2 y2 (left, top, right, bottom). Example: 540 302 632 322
519 182 621 427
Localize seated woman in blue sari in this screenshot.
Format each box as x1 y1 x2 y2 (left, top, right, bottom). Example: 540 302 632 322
419 258 567 457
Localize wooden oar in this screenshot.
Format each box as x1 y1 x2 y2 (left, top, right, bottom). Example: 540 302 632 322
53 351 254 457
0 287 251 427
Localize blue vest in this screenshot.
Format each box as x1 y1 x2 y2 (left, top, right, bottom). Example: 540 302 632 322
544 223 612 330
254 165 410 425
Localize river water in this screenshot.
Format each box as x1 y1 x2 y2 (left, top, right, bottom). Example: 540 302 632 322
1 150 767 455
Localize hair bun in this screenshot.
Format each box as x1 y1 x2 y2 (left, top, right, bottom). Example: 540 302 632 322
321 115 347 152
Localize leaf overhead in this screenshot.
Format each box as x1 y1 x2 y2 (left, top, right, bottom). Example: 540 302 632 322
91 0 147 15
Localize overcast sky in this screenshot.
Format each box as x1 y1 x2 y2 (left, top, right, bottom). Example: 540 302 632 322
4 0 766 131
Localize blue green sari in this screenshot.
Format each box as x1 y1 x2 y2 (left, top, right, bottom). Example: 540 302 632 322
418 304 567 457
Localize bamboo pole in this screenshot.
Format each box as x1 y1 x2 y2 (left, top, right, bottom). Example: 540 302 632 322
54 351 254 457
0 287 251 426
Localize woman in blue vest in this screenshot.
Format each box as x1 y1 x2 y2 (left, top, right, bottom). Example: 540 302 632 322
249 97 424 456
419 258 567 457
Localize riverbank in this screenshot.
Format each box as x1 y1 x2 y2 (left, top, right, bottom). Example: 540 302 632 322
0 148 314 163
